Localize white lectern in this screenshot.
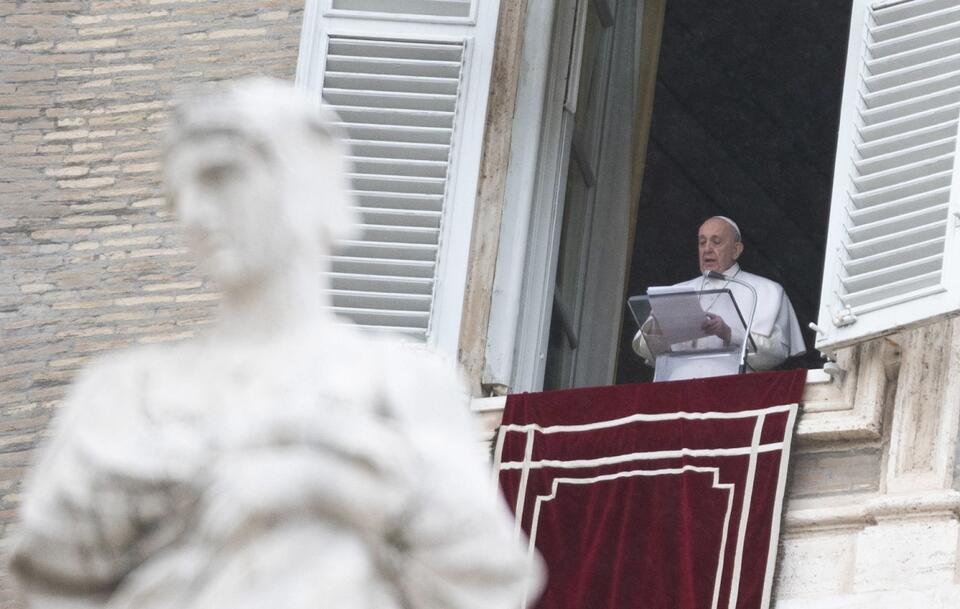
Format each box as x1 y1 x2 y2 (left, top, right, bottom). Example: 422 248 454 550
628 282 757 382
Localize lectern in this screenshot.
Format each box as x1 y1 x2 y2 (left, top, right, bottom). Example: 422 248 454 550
628 287 757 382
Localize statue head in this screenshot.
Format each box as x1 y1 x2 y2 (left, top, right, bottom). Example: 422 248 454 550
164 78 356 289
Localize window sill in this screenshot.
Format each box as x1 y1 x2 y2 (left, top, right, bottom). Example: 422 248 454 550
471 345 889 443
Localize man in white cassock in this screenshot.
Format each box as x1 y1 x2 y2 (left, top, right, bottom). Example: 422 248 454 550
633 216 806 372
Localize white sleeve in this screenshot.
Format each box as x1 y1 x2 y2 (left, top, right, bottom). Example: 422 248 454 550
632 318 671 367
744 301 793 370
746 326 790 370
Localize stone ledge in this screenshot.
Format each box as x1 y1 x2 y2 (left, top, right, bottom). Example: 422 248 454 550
470 356 888 444
783 490 960 534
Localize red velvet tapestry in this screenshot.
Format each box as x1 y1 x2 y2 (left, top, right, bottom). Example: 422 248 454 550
496 370 806 609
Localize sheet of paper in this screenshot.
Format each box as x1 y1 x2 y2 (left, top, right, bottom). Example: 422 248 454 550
646 285 694 295
646 287 711 344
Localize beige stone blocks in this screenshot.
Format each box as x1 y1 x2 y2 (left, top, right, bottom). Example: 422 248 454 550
209 27 268 39
777 530 857 598
54 37 119 51
771 322 960 607
43 165 89 177
775 514 960 608
854 517 959 592
56 176 115 189
1 4 305 605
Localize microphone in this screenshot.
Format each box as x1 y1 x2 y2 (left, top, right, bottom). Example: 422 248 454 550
702 269 758 373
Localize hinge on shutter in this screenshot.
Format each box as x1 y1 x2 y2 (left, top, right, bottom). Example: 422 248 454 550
830 304 857 328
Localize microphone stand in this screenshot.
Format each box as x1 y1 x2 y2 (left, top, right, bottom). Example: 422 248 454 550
704 270 757 374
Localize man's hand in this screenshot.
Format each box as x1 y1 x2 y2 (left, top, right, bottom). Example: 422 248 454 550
702 313 732 345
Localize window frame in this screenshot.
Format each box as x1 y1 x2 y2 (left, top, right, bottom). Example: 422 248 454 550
484 0 649 393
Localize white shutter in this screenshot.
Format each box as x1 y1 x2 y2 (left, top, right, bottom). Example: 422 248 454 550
817 0 960 351
296 1 499 352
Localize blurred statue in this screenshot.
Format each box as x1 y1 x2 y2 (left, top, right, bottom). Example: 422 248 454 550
9 78 537 609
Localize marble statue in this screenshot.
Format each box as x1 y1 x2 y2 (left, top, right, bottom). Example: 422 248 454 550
9 78 539 609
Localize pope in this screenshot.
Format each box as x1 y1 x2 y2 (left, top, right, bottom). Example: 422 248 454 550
634 216 806 371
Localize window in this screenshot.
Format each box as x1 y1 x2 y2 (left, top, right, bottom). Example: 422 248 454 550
616 0 851 383
298 0 960 392
490 0 960 392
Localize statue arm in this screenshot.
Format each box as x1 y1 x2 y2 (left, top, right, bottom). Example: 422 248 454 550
384 352 541 609
9 359 149 607
10 351 205 609
194 409 418 544
183 346 538 609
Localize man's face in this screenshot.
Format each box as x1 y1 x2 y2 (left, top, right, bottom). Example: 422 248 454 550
698 218 743 273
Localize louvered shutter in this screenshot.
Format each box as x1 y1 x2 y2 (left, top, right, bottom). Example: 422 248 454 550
817 0 960 351
296 1 499 353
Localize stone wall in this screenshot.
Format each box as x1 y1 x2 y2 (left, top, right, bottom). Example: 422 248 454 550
0 2 304 605
774 319 960 608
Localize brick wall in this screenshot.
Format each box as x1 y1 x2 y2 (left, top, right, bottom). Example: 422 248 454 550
0 2 305 605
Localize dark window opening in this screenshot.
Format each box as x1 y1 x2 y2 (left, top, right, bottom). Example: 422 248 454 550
615 1 853 384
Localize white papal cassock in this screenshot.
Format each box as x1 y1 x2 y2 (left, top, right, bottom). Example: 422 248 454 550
633 263 806 371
